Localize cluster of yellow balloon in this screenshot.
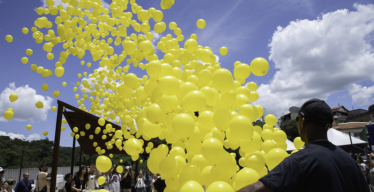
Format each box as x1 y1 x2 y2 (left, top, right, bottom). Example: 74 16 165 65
2 0 292 191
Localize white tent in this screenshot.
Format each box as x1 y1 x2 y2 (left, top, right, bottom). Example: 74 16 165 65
286 139 297 151
285 128 367 152
327 128 367 146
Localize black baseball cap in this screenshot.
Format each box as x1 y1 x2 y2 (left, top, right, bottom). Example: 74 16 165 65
289 98 333 128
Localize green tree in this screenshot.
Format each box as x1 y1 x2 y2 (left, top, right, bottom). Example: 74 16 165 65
283 119 299 141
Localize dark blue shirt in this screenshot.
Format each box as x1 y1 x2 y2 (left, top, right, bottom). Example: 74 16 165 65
15 180 32 192
260 141 369 192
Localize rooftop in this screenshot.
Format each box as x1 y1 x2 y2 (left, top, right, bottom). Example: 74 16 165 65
332 122 369 130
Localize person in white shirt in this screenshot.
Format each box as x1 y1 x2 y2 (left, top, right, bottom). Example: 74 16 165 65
135 171 145 192
36 163 51 192
87 165 100 190
110 171 121 192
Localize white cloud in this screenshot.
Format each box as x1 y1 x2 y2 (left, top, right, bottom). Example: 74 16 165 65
255 4 374 118
349 84 374 106
196 54 220 66
0 131 41 141
41 0 110 9
0 83 53 122
150 30 162 54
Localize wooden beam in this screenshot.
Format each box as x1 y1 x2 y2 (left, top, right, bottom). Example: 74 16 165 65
50 104 63 192
71 137 76 175
79 147 82 166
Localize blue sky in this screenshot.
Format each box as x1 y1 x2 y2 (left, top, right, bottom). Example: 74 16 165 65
0 0 374 146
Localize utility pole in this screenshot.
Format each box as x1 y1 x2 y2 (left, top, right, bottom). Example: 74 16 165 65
18 150 24 182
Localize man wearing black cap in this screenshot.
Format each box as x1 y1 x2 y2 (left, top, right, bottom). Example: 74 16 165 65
35 163 51 192
237 99 370 192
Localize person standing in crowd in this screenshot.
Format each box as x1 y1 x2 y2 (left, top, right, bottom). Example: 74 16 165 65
150 174 157 192
15 173 31 192
121 166 132 192
1 179 9 192
153 176 166 192
0 167 12 192
87 165 100 190
71 166 88 192
237 99 370 192
64 174 72 192
144 172 151 192
135 171 145 192
36 163 51 192
356 156 366 175
110 166 121 192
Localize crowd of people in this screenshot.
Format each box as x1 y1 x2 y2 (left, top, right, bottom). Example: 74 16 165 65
0 163 166 192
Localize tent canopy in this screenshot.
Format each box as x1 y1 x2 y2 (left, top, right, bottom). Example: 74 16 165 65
286 128 368 153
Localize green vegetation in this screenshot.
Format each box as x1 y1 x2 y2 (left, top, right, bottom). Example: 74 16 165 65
0 136 148 171
282 119 299 141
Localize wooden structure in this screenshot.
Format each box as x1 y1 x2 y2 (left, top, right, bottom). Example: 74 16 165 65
50 100 162 192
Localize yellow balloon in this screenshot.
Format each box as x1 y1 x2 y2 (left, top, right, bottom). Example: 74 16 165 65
5 35 13 43
143 119 163 138
294 137 305 149
262 140 276 153
179 166 202 186
26 49 33 56
247 82 258 91
250 57 269 76
9 93 18 102
229 115 253 140
159 156 178 178
198 110 214 131
4 109 14 121
55 67 65 77
234 168 260 191
116 166 123 173
42 84 48 91
182 90 207 111
213 108 231 131
245 152 265 172
238 104 258 122
22 28 29 34
265 148 288 170
201 138 224 164
234 64 251 79
249 91 259 102
212 69 234 92
240 132 262 154
273 130 287 143
196 19 206 29
265 114 277 126
35 101 44 108
184 39 198 53
43 131 48 136
53 90 60 97
124 138 142 156
261 129 273 140
26 124 32 131
146 104 166 124
219 47 228 56
96 155 112 173
159 76 180 95
98 118 105 126
21 57 29 64
180 180 204 192
172 113 195 139
98 176 106 185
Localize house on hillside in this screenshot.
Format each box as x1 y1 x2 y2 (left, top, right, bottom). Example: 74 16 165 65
332 122 368 139
331 106 349 123
280 112 297 128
